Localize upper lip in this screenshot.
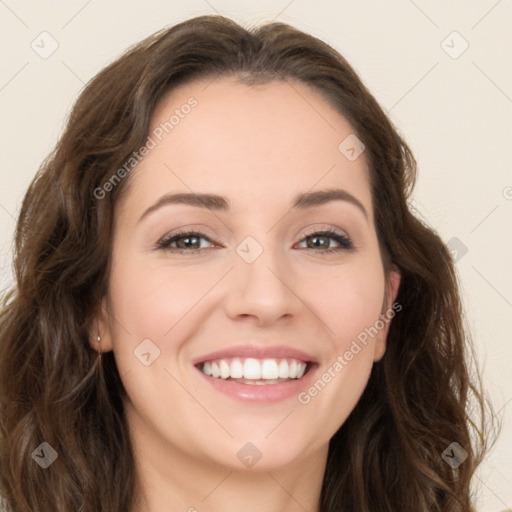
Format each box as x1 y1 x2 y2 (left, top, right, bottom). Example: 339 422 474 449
192 344 318 366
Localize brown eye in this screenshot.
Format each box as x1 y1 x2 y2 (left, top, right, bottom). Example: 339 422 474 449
297 229 353 253
157 231 214 252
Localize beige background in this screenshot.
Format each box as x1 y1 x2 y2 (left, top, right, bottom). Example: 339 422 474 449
0 1 511 510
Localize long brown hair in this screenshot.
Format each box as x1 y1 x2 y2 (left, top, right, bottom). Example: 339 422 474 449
0 14 500 512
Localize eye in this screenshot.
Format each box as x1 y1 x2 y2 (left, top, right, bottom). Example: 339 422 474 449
156 228 353 254
156 230 215 253
296 228 353 253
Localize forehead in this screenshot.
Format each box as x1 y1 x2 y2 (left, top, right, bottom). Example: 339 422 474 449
120 76 373 222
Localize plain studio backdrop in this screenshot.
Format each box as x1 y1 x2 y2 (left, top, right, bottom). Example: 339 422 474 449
0 1 511 510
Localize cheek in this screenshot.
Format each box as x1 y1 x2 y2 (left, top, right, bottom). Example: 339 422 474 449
105 254 246 402
108 258 210 338
296 260 385 434
307 257 386 348
105 261 210 432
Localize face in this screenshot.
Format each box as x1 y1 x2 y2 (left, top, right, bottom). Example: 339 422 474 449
94 76 400 472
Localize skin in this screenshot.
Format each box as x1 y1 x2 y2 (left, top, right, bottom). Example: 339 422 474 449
92 76 400 512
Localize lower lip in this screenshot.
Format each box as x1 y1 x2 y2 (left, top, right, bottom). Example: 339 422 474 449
196 365 318 403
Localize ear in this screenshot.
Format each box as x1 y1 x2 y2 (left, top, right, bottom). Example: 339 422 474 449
373 268 401 362
89 296 114 353
385 268 401 311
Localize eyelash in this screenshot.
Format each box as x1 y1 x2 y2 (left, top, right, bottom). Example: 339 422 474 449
156 228 353 254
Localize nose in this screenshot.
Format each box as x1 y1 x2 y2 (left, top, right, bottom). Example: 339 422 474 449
223 242 302 327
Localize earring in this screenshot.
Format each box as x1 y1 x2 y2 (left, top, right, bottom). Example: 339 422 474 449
97 334 103 372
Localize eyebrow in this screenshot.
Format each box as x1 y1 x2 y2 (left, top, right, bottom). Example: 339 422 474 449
138 188 368 222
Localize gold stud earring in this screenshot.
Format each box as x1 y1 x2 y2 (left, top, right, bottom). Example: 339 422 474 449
97 334 103 372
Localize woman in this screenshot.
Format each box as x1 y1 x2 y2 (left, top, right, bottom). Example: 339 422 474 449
0 14 499 512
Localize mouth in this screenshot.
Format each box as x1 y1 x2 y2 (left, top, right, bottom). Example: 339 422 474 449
193 345 319 403
195 357 313 385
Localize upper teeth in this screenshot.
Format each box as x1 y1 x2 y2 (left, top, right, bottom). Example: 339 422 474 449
200 358 308 380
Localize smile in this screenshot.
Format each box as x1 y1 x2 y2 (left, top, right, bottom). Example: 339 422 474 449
198 357 309 384
193 345 318 402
